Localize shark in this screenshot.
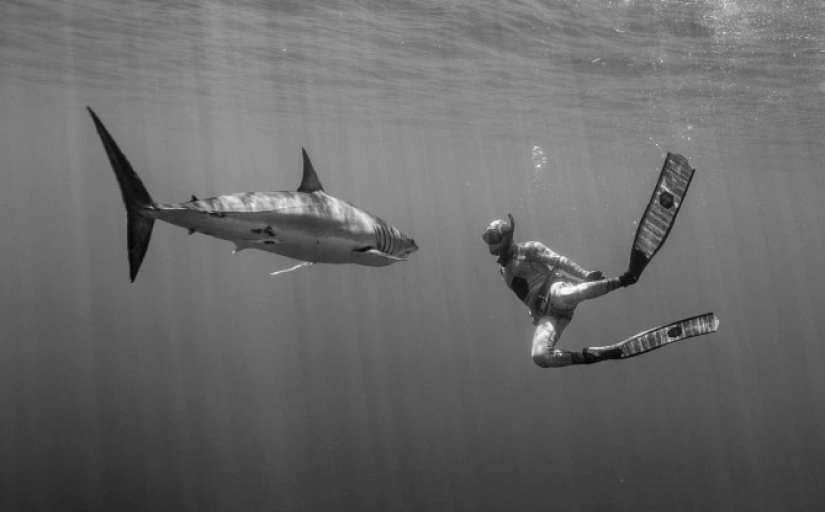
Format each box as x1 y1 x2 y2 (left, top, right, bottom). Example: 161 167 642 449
87 107 418 282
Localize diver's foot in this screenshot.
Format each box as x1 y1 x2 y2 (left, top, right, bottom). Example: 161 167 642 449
582 346 623 364
619 271 638 287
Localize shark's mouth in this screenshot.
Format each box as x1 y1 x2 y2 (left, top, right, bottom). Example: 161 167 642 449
353 246 408 266
357 246 407 258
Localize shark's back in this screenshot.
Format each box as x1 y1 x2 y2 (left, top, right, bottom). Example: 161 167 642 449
175 190 382 231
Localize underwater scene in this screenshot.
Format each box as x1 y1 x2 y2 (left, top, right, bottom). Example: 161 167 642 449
2 0 824 510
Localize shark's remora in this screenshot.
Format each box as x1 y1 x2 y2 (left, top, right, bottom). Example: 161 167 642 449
88 107 418 281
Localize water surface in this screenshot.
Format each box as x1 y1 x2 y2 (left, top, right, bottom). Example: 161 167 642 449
2 1 824 510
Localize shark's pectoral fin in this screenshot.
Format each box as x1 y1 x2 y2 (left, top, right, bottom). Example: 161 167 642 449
353 248 405 267
270 261 314 276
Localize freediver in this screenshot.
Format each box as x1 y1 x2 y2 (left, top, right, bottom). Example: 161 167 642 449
483 153 701 368
483 214 644 367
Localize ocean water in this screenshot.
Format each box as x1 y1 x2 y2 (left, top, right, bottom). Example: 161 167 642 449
2 0 825 510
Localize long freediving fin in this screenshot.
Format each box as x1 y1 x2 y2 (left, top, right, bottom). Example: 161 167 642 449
629 153 695 279
591 312 719 360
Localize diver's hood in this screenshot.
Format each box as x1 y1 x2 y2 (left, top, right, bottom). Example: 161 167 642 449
483 213 515 266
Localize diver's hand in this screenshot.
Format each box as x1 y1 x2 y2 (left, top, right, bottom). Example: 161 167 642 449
585 270 604 282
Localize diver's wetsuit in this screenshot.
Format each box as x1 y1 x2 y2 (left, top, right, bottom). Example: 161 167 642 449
499 241 624 368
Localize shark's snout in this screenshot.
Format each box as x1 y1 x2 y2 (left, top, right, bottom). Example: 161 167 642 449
397 234 418 259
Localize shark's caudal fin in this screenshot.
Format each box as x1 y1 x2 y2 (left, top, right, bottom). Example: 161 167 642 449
87 107 156 282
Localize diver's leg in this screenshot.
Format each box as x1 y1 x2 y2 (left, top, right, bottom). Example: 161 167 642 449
551 275 634 311
531 316 620 367
531 316 579 368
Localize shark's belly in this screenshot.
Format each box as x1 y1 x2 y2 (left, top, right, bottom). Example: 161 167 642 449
154 207 375 263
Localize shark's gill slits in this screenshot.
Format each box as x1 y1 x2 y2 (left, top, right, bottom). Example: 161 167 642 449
375 225 386 253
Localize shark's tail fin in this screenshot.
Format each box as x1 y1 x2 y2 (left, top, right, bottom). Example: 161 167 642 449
87 107 156 282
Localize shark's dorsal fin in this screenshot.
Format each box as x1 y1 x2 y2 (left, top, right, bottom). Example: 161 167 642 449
190 195 198 202
297 148 324 193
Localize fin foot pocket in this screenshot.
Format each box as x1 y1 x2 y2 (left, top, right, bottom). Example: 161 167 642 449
582 346 623 364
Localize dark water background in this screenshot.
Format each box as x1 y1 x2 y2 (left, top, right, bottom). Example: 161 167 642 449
2 1 825 510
